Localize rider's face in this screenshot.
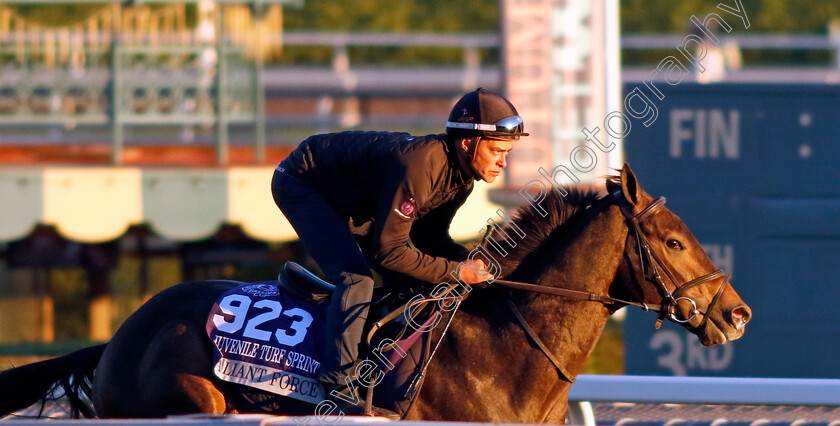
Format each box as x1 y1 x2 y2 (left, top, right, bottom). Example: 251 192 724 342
467 137 514 183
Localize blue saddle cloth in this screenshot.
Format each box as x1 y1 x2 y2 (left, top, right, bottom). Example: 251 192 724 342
205 279 439 417
205 281 327 405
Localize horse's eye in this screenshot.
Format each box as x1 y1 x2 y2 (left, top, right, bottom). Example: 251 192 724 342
666 239 684 250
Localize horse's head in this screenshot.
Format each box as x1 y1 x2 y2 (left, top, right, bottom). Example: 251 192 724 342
607 164 751 346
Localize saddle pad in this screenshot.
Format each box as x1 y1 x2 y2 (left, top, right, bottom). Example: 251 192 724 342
206 281 326 405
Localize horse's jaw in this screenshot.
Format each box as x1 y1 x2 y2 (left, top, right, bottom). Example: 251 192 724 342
697 321 729 346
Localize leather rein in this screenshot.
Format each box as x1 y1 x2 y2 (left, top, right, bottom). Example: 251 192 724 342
494 191 730 382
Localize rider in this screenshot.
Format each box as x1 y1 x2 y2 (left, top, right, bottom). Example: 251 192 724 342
271 88 528 414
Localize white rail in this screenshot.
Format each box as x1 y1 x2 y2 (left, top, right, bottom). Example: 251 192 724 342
5 377 840 426
568 374 840 426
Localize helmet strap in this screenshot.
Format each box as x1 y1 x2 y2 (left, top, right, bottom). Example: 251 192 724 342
468 136 481 160
456 136 481 179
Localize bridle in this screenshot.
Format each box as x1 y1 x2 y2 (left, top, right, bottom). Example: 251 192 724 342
386 191 731 389
493 191 730 381
363 190 732 416
619 193 729 329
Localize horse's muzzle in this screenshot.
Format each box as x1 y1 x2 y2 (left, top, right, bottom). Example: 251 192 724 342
728 304 752 333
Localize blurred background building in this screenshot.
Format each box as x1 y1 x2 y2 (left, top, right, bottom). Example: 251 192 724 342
1 0 840 379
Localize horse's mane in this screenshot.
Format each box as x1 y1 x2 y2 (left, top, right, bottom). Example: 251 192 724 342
492 185 605 278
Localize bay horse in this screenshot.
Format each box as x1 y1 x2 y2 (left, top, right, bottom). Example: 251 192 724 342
0 164 751 422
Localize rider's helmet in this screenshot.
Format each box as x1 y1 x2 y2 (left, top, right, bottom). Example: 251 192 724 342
446 88 529 140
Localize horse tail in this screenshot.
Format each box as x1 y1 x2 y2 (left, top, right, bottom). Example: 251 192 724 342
0 343 107 419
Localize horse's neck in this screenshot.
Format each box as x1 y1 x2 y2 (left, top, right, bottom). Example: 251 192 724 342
411 205 627 423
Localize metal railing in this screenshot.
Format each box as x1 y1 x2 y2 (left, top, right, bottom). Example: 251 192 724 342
0 1 293 165
267 32 840 97
623 34 840 50
568 375 840 426
271 31 501 96
5 29 840 165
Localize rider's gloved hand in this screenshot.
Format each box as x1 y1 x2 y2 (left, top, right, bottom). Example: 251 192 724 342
459 259 494 288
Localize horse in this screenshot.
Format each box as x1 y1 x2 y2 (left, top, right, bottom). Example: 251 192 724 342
0 164 751 422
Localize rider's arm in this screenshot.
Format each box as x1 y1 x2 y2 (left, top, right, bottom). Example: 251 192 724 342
409 188 472 262
370 151 465 284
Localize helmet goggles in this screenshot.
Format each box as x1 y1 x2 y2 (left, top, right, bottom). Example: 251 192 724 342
445 115 528 140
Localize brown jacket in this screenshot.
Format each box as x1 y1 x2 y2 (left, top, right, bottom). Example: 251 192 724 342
282 131 475 284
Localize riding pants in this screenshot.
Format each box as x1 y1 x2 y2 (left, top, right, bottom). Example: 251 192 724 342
271 165 374 386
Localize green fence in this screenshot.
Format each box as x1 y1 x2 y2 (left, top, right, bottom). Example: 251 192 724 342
0 0 299 164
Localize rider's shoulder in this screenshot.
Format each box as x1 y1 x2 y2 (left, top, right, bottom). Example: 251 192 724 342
305 130 444 146
396 134 447 158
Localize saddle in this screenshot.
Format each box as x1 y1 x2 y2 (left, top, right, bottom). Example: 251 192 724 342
277 262 335 303
226 261 445 418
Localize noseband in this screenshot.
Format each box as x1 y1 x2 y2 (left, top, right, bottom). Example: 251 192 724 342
619 193 729 330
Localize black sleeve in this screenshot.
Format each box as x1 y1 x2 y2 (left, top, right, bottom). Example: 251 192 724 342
369 153 464 284
409 187 473 262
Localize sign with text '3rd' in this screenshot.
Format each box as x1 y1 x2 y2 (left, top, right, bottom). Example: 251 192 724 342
623 83 840 378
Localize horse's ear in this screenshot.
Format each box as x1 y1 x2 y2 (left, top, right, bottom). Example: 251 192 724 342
605 174 621 196
619 163 642 206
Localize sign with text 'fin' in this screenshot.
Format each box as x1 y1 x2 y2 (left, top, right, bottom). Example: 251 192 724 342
624 83 840 378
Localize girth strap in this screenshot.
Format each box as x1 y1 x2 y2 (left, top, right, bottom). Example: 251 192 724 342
505 297 576 383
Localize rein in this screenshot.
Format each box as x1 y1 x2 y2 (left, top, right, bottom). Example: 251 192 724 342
493 191 730 382
493 278 666 312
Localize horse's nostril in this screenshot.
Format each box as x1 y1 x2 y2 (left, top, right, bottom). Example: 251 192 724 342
730 305 752 327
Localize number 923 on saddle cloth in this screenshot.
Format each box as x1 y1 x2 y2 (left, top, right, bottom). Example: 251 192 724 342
205 282 326 405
